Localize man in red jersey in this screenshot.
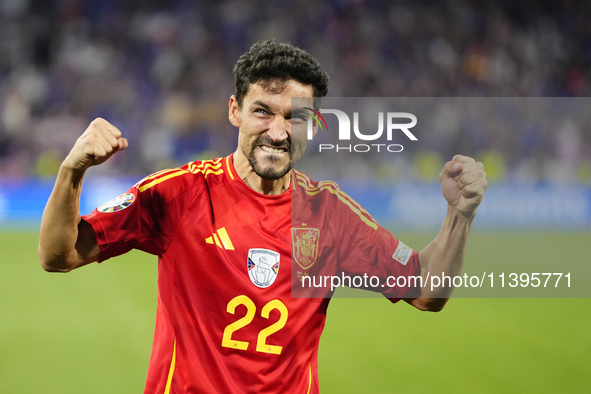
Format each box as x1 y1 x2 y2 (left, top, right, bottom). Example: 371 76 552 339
39 40 487 393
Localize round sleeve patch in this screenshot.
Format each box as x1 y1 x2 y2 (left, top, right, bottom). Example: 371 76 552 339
97 192 136 213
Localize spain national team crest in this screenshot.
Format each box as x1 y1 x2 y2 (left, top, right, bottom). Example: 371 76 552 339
291 228 320 270
247 249 280 288
97 192 135 213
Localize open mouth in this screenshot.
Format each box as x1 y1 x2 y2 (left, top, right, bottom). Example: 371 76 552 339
260 145 287 154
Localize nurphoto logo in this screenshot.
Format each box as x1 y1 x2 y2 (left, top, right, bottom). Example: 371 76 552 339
306 108 418 153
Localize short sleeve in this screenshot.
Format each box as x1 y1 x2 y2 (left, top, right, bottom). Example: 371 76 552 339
82 175 185 262
335 210 420 300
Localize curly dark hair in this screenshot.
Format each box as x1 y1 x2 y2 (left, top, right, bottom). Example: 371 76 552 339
233 40 329 110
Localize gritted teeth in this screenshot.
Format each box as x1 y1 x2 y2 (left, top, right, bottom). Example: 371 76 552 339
260 145 287 154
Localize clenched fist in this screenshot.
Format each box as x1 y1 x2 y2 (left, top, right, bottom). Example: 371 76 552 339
63 118 128 172
440 155 487 218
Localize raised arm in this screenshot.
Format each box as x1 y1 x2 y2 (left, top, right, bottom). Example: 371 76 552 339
404 155 487 311
38 118 128 272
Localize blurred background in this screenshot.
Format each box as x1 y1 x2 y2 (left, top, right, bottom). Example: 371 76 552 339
1 0 590 179
1 0 590 393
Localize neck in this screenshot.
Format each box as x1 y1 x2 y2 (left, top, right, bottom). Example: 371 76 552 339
233 150 291 196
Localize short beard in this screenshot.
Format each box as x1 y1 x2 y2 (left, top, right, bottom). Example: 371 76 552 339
242 136 292 180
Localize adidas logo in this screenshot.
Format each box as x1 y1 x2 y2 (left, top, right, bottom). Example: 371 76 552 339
205 227 235 250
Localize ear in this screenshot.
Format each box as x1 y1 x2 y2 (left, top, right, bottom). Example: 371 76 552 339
229 95 241 127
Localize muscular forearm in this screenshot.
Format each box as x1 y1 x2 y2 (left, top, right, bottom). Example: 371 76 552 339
38 118 127 272
404 155 486 311
407 206 474 311
38 164 96 272
419 207 474 300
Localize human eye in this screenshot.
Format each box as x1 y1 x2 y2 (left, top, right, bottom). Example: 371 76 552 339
254 107 270 115
289 110 310 124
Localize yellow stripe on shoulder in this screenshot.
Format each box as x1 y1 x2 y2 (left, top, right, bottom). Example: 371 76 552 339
187 158 225 179
203 168 224 179
134 168 179 188
187 159 221 171
138 169 190 193
200 162 223 173
318 180 372 216
299 175 368 209
295 174 372 217
296 178 378 230
196 159 222 170
187 160 216 173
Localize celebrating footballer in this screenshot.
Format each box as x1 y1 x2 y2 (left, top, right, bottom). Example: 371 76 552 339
39 40 487 393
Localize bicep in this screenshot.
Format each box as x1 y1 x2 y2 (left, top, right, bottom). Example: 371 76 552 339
72 218 100 269
39 217 100 272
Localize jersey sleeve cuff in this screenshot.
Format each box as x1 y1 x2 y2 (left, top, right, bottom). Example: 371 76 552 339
81 212 132 263
383 250 421 302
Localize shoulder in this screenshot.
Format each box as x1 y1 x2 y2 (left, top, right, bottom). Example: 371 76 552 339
293 170 342 198
293 169 352 205
183 157 228 180
293 170 378 230
134 157 228 202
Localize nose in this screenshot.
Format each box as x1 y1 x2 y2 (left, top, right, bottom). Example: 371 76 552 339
267 115 289 142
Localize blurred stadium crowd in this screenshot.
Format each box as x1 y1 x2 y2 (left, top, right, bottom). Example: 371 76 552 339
1 0 590 184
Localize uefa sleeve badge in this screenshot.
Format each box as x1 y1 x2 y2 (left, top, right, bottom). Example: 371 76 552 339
247 249 280 288
97 192 136 213
392 241 412 266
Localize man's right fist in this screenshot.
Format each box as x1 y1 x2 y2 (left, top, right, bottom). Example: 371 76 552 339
63 118 128 172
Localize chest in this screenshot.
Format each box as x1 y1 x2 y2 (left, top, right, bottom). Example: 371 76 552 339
167 186 293 292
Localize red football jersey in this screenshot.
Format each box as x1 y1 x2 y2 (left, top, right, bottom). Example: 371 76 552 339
82 154 419 393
